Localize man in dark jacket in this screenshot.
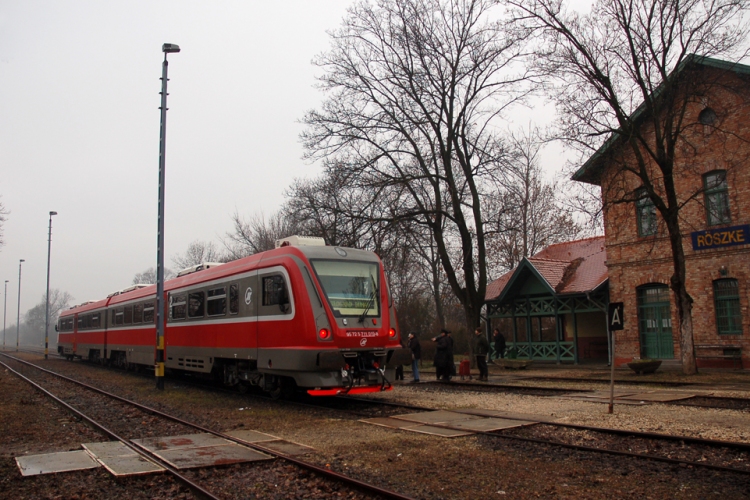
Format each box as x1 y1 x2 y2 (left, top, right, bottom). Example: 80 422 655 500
492 328 506 360
431 328 452 381
408 333 421 382
472 327 490 381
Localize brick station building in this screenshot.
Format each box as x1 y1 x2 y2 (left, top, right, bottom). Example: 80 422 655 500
572 56 750 369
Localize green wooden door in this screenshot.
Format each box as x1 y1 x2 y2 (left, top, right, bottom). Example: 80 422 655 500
637 285 674 359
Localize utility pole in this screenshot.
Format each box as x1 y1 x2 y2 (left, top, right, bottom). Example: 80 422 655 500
16 259 24 351
156 43 180 390
45 211 58 359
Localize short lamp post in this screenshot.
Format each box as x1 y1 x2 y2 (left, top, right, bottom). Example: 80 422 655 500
16 259 24 351
3 279 8 349
156 42 180 391
45 211 57 359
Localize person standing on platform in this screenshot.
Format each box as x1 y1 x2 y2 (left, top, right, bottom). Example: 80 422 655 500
472 326 490 381
492 328 506 360
445 330 455 380
408 333 421 382
431 329 452 381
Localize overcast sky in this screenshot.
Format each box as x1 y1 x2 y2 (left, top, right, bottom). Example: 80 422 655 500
0 1 362 319
0 0 587 325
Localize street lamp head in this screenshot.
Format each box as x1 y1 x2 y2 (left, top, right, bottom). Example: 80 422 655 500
50 211 57 216
19 259 24 263
162 43 180 53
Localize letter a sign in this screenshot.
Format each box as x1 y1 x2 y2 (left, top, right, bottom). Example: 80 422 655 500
608 302 625 331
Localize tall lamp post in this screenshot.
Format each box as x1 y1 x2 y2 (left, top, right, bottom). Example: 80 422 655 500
156 43 180 391
3 279 8 349
16 259 24 351
45 211 58 359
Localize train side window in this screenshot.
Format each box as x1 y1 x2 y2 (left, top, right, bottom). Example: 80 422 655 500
78 317 84 329
124 306 133 325
133 303 144 324
91 313 100 329
170 294 186 320
229 284 239 315
114 308 124 326
143 302 155 323
188 291 205 318
207 287 226 317
263 275 290 313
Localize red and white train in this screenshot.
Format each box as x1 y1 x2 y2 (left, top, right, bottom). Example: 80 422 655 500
57 236 410 397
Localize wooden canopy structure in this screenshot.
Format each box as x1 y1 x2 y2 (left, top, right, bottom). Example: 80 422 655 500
485 237 609 363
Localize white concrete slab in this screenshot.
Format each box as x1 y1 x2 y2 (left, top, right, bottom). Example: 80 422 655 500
155 442 271 469
133 432 273 470
82 441 164 477
225 429 279 443
16 450 100 476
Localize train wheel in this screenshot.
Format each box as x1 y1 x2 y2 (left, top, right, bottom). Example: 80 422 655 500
268 377 295 400
238 382 250 394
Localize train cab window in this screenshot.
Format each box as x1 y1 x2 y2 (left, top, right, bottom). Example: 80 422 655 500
133 303 143 324
170 294 187 320
124 306 133 325
143 302 155 323
114 309 124 326
188 291 205 318
91 313 100 329
229 284 239 315
263 275 290 313
207 287 226 317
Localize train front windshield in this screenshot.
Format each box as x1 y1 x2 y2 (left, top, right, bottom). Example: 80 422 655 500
311 260 380 318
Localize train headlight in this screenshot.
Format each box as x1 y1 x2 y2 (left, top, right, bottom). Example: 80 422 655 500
318 328 331 340
388 328 396 338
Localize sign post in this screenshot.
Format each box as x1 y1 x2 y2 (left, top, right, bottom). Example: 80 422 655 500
607 302 624 414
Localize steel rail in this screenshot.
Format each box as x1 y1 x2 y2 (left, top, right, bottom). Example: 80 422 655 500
330 396 750 476
1 353 414 500
340 395 750 452
421 379 594 394
413 377 750 411
413 419 750 476
0 358 220 500
502 374 750 390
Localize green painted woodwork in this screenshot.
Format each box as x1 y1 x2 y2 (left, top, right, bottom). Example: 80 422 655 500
637 285 674 359
507 341 575 361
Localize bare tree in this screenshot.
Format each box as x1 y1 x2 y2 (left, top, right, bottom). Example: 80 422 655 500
23 289 73 345
486 128 584 273
133 267 174 285
302 0 532 331
171 240 227 270
224 211 302 259
508 0 750 374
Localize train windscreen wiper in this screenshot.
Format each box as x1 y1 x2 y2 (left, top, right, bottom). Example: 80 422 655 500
358 274 377 324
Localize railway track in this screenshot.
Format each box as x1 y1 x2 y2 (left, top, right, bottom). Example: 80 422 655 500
415 377 750 411
316 394 750 476
0 353 413 500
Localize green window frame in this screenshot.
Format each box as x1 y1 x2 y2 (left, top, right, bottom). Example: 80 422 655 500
636 188 657 237
704 171 731 226
714 279 742 335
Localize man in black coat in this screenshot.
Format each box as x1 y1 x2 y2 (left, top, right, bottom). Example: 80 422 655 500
492 328 506 360
432 328 453 381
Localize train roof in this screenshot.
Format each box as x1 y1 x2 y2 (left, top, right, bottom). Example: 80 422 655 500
61 297 109 316
69 243 383 309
